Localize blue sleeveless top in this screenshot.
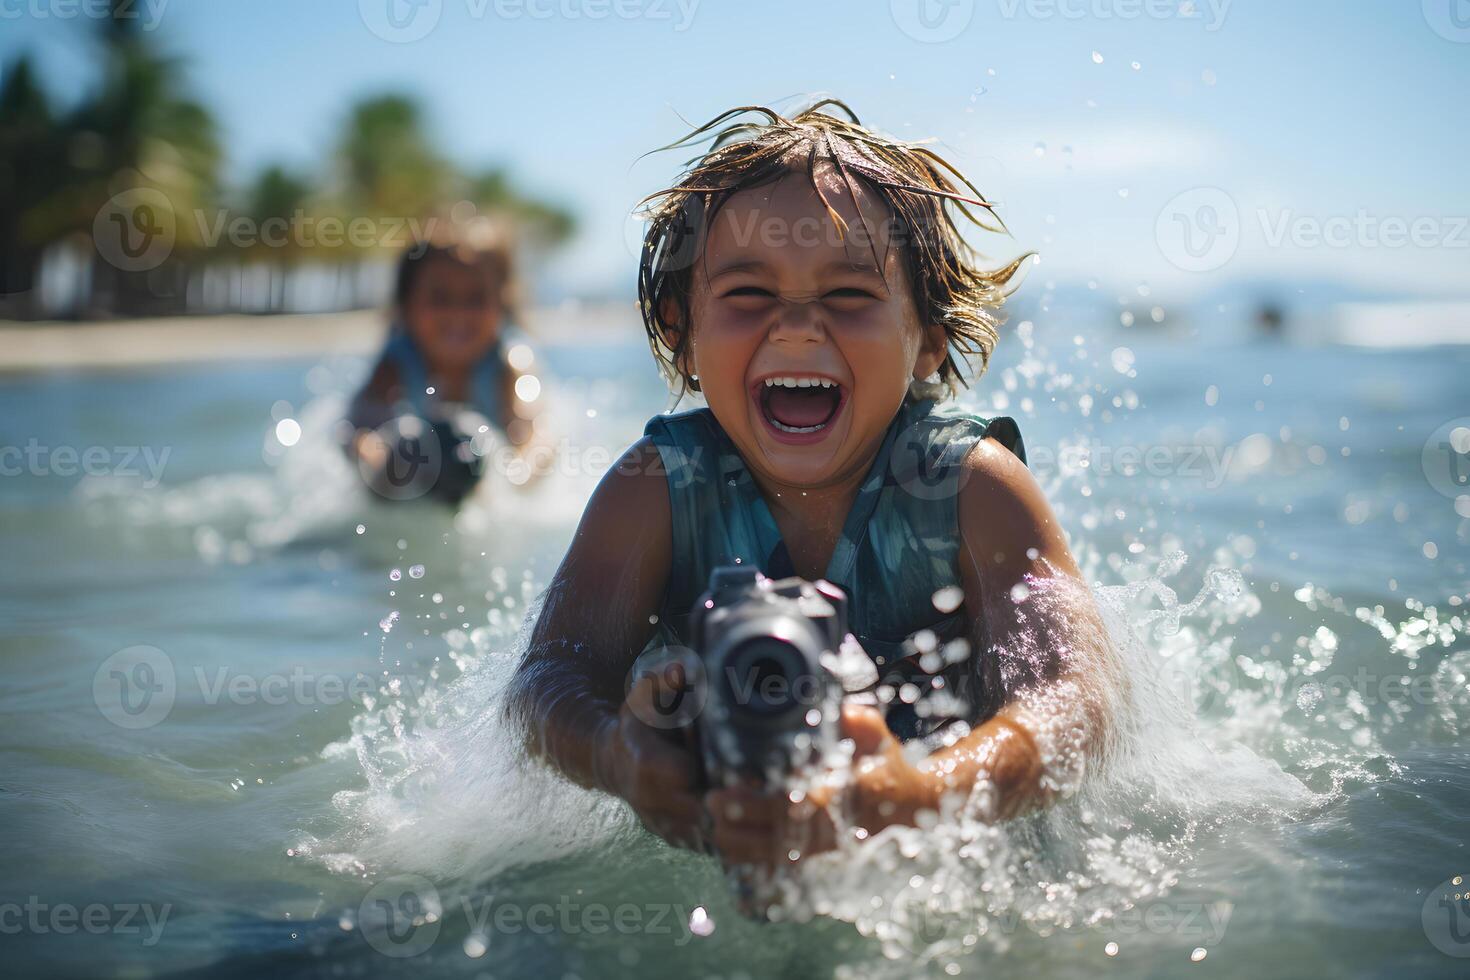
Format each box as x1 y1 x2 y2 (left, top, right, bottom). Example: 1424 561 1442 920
379 329 508 425
643 397 1026 670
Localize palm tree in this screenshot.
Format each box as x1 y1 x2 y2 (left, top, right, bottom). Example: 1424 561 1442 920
63 8 221 314
335 95 450 222
465 168 575 248
0 57 63 315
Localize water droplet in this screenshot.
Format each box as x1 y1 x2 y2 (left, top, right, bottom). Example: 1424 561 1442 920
1191 948 1208 962
389 568 402 582
274 418 302 447
378 611 399 633
932 586 964 613
409 564 426 579
1105 941 1119 956
689 906 715 937
463 934 488 958
355 524 366 535
1091 50 1104 64
1033 141 1047 157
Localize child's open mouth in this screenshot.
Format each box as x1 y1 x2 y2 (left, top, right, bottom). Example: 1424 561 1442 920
753 375 846 443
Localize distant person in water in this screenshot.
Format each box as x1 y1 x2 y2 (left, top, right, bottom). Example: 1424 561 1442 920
346 224 543 504
507 101 1118 874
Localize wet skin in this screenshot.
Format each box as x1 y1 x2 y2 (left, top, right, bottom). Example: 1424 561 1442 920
507 167 1114 874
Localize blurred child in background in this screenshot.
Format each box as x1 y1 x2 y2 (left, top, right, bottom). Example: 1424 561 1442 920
346 222 543 504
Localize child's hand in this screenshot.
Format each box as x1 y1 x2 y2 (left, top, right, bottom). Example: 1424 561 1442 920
601 664 707 852
704 704 943 870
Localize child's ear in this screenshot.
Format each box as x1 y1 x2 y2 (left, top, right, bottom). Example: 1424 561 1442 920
657 296 684 349
658 299 701 391
912 321 948 381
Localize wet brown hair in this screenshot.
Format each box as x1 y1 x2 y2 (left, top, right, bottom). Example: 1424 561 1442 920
635 99 1029 396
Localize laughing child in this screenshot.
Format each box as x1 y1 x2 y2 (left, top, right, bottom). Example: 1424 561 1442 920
346 223 543 503
507 102 1115 868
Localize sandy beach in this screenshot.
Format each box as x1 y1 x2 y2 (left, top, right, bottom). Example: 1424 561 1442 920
0 301 642 374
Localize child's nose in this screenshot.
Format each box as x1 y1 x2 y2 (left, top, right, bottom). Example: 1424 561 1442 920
768 300 825 344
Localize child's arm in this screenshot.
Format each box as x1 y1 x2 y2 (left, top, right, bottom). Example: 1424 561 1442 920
504 440 707 848
914 435 1116 816
344 356 400 470
706 435 1117 864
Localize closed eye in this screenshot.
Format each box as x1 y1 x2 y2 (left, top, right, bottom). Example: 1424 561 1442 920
722 286 777 299
824 287 882 303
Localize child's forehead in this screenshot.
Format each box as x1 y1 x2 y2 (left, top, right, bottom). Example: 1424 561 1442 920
716 166 892 223
700 170 905 271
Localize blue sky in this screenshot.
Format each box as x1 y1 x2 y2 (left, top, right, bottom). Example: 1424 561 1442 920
5 0 1468 300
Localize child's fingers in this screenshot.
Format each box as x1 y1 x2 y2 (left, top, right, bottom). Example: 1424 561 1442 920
839 702 895 757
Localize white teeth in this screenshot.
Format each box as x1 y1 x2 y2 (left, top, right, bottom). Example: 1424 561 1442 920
770 419 826 434
762 376 838 389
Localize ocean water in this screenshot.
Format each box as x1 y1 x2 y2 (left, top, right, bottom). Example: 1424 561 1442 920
1 316 1467 978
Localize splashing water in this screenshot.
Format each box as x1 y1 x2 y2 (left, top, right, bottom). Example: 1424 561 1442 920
48 325 1467 975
